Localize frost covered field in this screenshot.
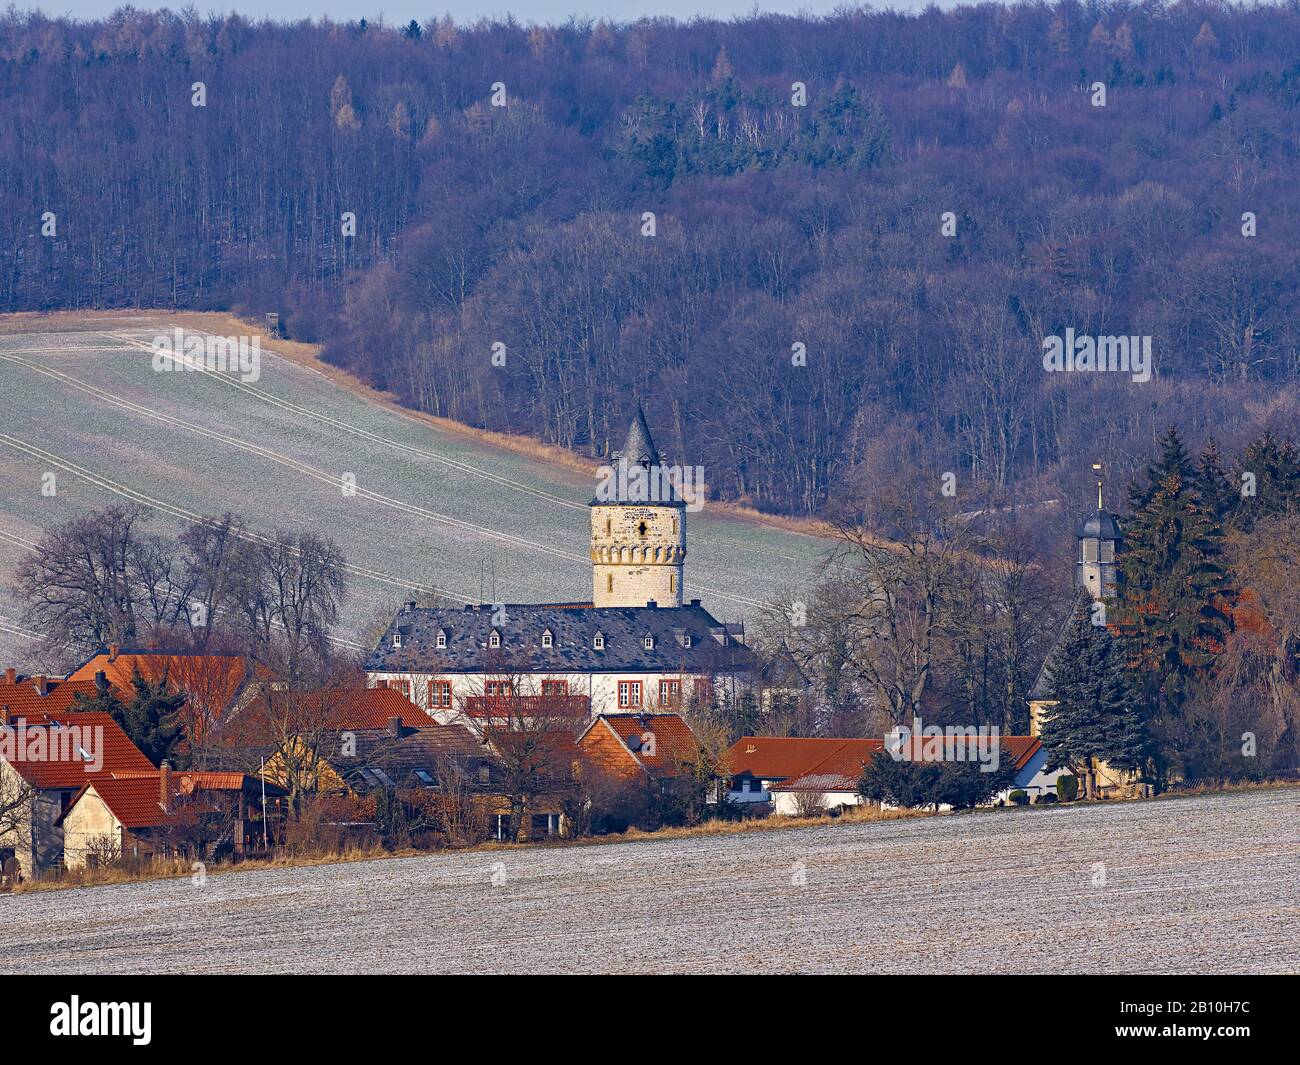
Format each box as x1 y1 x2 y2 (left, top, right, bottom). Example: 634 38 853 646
0 314 828 666
1 790 1296 974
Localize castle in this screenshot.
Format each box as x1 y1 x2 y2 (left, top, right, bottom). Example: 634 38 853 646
365 408 755 724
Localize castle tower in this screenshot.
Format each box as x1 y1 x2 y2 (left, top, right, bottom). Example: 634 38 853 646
1076 463 1122 600
591 405 686 607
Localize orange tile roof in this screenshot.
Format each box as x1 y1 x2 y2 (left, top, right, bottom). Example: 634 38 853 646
73 776 168 829
728 736 868 781
325 688 436 729
0 711 156 789
768 735 1042 792
68 650 249 710
0 676 102 718
589 713 698 776
67 770 287 829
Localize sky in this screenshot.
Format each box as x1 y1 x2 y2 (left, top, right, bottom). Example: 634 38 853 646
27 1 942 26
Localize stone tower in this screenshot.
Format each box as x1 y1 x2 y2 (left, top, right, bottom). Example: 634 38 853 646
1076 464 1122 600
590 405 686 607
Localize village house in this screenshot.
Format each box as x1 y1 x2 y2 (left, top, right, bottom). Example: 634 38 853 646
60 763 289 869
365 410 756 723
576 712 699 782
0 707 156 880
726 736 880 807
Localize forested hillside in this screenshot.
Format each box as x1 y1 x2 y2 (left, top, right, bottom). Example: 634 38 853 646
3 3 1300 515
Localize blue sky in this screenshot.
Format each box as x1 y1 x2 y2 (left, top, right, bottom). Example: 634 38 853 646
29 1 944 26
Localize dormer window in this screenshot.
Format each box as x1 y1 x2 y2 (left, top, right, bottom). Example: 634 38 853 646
643 635 654 650
435 630 447 650
392 633 403 648
682 634 692 648
489 629 501 649
593 632 605 651
541 629 553 649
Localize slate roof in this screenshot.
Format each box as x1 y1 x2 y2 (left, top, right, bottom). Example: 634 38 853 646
325 724 494 793
366 601 755 675
1076 508 1122 540
619 403 660 468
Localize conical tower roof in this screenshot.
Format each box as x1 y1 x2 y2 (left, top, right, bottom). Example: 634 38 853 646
619 403 660 468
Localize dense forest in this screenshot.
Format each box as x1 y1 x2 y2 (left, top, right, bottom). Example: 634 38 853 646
2 2 1300 517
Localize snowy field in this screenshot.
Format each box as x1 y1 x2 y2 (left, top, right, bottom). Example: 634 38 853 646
0 315 829 667
1 789 1295 974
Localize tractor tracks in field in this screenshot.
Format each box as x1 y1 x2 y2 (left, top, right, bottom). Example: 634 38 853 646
0 338 769 610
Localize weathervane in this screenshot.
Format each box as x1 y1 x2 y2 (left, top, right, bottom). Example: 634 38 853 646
1092 462 1104 510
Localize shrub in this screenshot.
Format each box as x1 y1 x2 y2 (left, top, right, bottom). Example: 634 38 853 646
1057 776 1079 802
1008 789 1028 805
1038 793 1058 804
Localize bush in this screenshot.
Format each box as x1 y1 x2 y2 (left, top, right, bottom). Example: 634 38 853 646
859 748 1020 810
1008 789 1028 805
1038 793 1058 804
1057 776 1079 802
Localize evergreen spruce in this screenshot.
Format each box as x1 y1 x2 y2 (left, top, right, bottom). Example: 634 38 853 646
1116 428 1232 782
1234 431 1300 529
1040 600 1147 796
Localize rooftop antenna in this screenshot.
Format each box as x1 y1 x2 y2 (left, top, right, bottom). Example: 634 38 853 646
1092 462 1104 510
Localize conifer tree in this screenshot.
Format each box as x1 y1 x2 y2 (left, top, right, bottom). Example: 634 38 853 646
1233 431 1300 530
1115 428 1232 782
1040 600 1147 797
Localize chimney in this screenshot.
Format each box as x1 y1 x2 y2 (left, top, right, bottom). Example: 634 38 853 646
404 600 416 612
95 670 109 693
33 675 49 697
108 643 120 662
159 761 171 812
3 667 14 684
387 715 404 737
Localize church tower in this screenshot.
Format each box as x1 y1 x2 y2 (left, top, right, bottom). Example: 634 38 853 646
1076 462 1122 600
591 405 686 608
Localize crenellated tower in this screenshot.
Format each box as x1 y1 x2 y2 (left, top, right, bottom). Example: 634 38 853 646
591 405 686 607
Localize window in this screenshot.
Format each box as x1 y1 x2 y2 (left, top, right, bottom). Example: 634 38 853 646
606 574 613 593
435 630 447 649
541 629 553 648
670 573 676 594
593 632 605 651
388 678 411 698
643 635 654 650
605 518 611 535
682 634 692 648
638 521 648 537
392 633 402 648
659 679 681 707
414 769 435 786
541 679 568 696
694 676 713 705
427 679 452 708
618 680 643 708
489 629 501 648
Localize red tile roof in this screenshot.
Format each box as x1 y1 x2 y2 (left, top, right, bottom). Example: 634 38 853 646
0 711 156 789
73 776 168 829
768 735 1043 792
728 736 869 781
65 770 287 829
68 650 249 710
0 676 102 718
587 713 698 776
